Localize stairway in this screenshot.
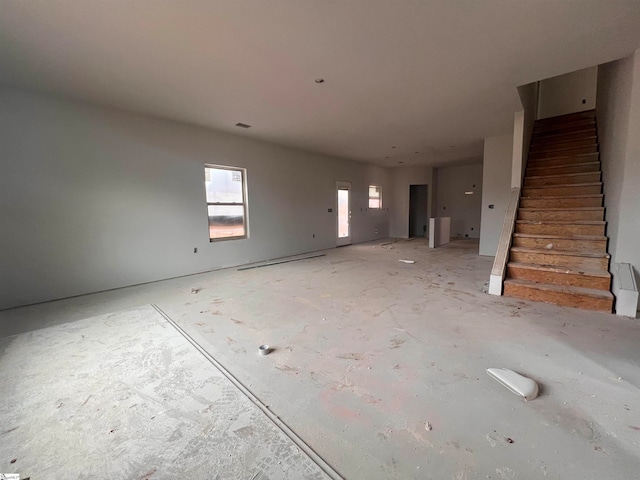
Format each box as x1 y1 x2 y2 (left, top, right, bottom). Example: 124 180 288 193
503 110 614 312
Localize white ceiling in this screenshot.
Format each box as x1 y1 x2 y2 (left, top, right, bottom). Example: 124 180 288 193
1 1 640 167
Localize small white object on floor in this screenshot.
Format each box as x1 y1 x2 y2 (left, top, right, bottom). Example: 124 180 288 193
191 288 199 294
425 422 432 431
399 259 415 264
258 345 271 356
487 368 539 401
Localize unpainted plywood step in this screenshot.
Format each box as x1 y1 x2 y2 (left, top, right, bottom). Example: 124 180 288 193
534 110 595 126
526 161 600 177
519 194 603 209
518 207 604 222
529 145 598 160
524 171 601 187
531 128 597 144
533 119 596 136
509 246 610 270
515 220 605 236
530 137 597 153
512 233 608 253
503 278 613 312
506 262 611 290
522 183 602 198
527 152 599 168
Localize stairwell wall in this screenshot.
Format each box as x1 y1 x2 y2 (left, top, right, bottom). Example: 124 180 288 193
479 134 513 256
596 49 640 316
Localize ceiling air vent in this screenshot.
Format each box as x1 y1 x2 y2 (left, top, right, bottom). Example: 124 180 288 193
235 122 251 129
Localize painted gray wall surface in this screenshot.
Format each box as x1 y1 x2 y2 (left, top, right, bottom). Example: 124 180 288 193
537 66 597 119
596 50 640 313
479 135 513 256
389 166 434 238
433 163 483 239
517 81 539 185
0 88 390 309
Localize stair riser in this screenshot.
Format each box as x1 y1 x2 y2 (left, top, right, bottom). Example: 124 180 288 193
530 138 597 152
530 145 598 160
524 173 601 187
527 153 599 168
512 236 608 253
519 196 603 208
504 283 613 312
535 111 595 125
518 210 604 221
516 223 605 236
507 266 611 290
522 185 602 197
510 251 609 270
534 121 596 136
526 163 600 176
531 129 597 144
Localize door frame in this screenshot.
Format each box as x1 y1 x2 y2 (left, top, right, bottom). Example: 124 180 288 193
336 181 352 246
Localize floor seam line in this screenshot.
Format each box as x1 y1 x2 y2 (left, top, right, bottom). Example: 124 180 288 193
152 303 344 480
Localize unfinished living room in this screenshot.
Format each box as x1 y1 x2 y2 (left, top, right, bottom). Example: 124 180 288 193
2 2 640 479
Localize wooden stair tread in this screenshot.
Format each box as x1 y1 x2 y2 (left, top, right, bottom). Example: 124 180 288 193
523 182 602 189
504 278 613 300
533 122 596 134
518 207 603 211
527 152 599 162
510 246 609 259
532 127 596 139
513 232 606 241
527 161 600 172
535 110 595 123
531 138 598 149
507 261 611 278
520 194 603 200
525 172 600 181
516 220 605 225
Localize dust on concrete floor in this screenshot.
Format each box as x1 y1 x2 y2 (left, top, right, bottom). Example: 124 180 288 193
0 305 331 480
2 238 640 479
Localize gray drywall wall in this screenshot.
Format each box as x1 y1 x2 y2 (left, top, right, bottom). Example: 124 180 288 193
389 166 434 238
433 163 483 239
516 82 539 185
479 134 513 256
596 49 640 315
0 88 390 309
537 66 597 119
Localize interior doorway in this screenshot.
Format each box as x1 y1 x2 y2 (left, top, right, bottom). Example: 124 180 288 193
409 184 429 237
336 181 352 246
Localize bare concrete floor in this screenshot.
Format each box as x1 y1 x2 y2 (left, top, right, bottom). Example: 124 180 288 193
2 239 640 479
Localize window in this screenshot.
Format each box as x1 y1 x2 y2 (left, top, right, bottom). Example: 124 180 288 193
204 165 248 241
368 185 382 209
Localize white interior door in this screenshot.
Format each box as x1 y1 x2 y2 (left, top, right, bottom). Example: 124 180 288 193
336 181 352 246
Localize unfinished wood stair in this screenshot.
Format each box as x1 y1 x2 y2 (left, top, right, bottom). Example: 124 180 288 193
504 110 614 312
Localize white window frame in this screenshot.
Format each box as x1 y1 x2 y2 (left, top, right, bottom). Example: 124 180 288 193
205 164 248 242
368 185 382 209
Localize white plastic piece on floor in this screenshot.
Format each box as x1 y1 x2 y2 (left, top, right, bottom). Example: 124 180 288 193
486 368 539 401
399 259 415 264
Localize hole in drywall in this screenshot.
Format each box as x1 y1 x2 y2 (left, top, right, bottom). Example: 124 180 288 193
235 122 251 128
315 78 325 83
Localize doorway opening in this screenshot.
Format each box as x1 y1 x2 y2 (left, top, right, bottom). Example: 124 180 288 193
336 181 352 246
409 184 429 238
